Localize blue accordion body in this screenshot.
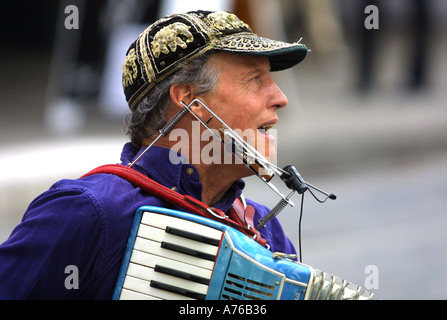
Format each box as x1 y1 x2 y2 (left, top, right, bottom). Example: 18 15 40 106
112 206 372 300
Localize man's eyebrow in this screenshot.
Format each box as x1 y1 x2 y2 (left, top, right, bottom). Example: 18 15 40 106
244 67 268 78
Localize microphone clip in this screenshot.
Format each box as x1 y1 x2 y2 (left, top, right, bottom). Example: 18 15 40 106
280 164 308 194
280 164 337 202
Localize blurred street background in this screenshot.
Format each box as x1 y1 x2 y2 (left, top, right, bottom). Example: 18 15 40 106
1 0 446 300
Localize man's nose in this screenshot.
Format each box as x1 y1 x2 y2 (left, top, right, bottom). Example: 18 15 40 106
270 81 288 109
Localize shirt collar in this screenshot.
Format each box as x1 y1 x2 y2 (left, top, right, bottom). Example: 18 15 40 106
120 142 245 212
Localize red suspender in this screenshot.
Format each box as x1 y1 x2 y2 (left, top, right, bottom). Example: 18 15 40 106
81 164 267 247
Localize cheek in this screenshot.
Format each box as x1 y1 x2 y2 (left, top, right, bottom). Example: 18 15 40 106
227 105 257 130
232 113 250 130
213 108 247 131
208 92 255 130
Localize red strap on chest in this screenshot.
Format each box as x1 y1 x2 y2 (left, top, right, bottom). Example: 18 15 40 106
81 164 267 247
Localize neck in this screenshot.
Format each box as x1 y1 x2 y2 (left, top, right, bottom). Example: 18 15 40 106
141 137 249 206
194 163 246 206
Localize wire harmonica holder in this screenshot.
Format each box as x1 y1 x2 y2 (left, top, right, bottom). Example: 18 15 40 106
179 99 337 264
130 98 337 262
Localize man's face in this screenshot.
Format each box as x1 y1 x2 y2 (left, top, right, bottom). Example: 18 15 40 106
201 52 288 170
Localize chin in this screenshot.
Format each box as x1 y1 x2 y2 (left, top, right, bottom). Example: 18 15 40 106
265 148 277 164
254 130 277 162
256 140 277 165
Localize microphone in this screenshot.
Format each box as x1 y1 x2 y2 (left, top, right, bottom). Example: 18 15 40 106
280 164 308 194
281 164 336 201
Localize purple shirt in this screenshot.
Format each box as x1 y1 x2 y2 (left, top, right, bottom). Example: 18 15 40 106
0 143 296 299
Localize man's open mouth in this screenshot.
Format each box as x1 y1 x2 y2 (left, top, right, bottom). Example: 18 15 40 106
258 123 275 134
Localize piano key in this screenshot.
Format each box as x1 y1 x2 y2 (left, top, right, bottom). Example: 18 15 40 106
150 280 206 300
132 236 215 270
154 264 210 285
141 211 223 241
119 288 161 300
125 262 209 295
130 249 212 280
165 226 221 246
122 275 195 300
137 223 219 256
160 241 216 261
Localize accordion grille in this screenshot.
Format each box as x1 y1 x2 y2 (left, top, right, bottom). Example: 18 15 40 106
222 273 277 300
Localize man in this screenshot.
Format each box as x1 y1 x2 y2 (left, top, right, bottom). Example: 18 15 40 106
0 10 308 299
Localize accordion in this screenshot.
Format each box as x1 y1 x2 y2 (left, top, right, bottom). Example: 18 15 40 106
112 206 373 300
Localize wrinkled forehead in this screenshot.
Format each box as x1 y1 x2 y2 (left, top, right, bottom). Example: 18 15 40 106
209 52 271 74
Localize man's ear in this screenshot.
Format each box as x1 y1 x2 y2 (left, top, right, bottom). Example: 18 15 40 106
169 84 207 119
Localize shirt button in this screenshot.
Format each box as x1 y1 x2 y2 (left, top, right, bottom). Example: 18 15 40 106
186 168 194 175
171 186 177 191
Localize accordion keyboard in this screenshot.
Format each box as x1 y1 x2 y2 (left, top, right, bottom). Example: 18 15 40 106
117 211 223 300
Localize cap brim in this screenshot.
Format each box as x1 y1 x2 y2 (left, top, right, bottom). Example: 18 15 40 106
213 33 309 71
261 45 308 72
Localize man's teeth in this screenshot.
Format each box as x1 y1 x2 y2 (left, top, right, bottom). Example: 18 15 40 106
258 124 274 131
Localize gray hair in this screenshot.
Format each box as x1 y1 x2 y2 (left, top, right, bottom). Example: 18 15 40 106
125 52 219 148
